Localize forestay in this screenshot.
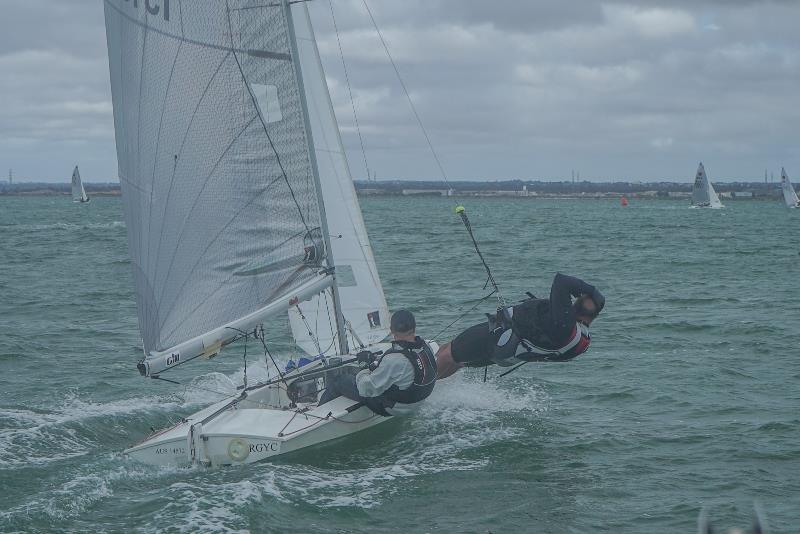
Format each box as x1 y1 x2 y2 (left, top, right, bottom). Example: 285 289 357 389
72 166 88 202
692 162 723 208
781 168 800 208
287 3 390 355
103 0 333 374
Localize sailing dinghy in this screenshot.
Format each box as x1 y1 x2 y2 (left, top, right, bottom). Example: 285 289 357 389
104 0 427 466
71 166 90 203
691 162 723 209
781 168 800 208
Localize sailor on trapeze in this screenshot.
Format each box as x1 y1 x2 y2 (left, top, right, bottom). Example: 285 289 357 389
436 273 605 379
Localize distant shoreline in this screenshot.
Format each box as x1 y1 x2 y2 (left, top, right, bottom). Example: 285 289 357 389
0 190 121 197
0 183 122 197
0 179 785 200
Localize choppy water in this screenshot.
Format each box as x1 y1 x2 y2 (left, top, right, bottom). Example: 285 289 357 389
0 196 798 533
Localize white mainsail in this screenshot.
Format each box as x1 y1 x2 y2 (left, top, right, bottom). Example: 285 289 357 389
287 5 389 355
71 166 89 203
691 162 723 208
781 168 800 208
104 0 440 468
103 0 347 376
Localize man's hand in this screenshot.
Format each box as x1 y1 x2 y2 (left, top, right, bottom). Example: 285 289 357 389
356 350 376 365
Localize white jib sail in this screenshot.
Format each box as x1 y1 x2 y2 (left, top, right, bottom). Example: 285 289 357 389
781 168 800 208
287 3 390 356
103 0 337 375
692 162 723 208
71 166 88 202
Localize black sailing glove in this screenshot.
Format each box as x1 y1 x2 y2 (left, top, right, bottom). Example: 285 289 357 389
356 350 376 365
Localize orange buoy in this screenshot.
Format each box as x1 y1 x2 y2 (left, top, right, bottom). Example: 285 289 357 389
621 196 629 206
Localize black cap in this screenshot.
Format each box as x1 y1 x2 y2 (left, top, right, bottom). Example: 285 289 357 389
390 309 416 333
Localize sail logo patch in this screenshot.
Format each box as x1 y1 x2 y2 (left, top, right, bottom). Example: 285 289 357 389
367 311 381 328
166 352 180 366
250 442 280 453
118 0 170 22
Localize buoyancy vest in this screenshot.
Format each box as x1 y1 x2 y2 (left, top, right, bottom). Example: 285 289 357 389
369 338 437 416
491 303 591 364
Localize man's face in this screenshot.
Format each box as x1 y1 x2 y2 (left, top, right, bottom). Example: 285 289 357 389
575 296 598 326
392 329 415 339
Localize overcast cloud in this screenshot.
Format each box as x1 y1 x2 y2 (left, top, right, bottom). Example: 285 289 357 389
0 0 798 183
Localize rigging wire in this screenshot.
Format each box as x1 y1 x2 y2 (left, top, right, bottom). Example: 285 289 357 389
148 365 377 436
361 0 451 187
357 1 510 313
224 0 318 245
498 360 529 378
456 206 506 306
254 327 289 385
329 0 372 182
433 289 497 340
294 304 324 357
242 331 248 388
358 0 509 316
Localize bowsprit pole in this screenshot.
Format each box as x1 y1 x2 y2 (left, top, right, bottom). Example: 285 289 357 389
455 205 506 307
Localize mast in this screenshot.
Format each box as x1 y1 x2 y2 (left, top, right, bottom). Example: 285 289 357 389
283 0 349 354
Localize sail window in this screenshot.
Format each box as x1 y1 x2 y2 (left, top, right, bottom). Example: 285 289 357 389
252 83 282 124
336 265 357 287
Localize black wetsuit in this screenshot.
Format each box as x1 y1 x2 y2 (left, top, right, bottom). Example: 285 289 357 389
451 273 599 366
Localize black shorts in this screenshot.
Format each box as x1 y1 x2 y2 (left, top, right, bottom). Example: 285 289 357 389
450 321 501 367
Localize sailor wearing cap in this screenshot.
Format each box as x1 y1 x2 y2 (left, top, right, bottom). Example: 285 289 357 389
318 310 437 416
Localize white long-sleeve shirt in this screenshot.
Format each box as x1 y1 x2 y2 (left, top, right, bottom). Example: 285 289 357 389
355 352 417 416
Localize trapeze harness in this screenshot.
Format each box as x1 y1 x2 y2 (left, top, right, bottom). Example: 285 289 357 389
367 338 437 416
490 303 591 365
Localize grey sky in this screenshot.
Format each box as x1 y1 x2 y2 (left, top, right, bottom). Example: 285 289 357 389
1 0 798 183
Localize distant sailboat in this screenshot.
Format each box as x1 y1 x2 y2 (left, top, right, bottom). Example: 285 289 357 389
691 163 723 209
71 166 90 203
781 168 800 208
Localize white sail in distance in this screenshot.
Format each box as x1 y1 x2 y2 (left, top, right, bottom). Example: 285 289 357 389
71 166 89 203
691 163 723 208
781 168 800 208
287 4 389 355
103 0 338 375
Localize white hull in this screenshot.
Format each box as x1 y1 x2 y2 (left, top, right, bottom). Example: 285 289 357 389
126 394 386 467
125 341 437 467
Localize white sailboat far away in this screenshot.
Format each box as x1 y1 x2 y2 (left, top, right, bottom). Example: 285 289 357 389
781 168 800 208
103 0 429 467
71 165 90 203
691 162 723 209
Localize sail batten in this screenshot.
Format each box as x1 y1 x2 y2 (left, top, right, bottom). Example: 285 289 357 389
104 0 329 361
